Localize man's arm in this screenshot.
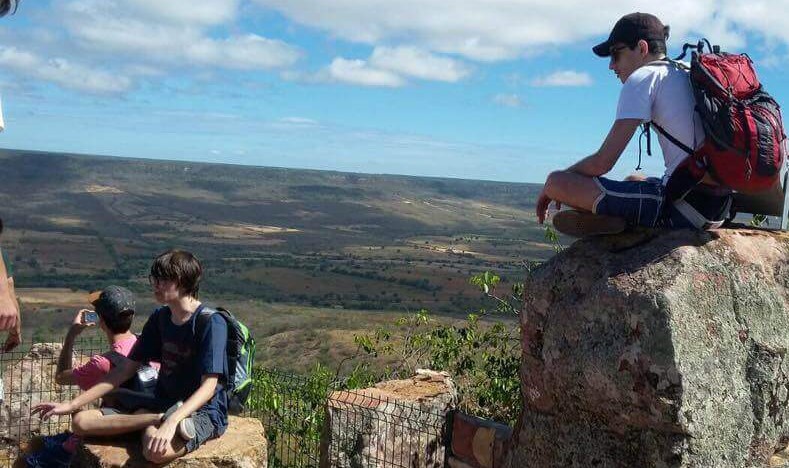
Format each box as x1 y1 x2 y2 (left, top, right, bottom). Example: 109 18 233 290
566 119 642 176
0 252 18 331
147 375 219 456
31 357 140 419
2 277 21 352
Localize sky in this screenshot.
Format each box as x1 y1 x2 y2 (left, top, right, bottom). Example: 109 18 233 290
1 0 789 184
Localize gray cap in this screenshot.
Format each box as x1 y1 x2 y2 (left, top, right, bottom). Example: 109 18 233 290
89 285 135 320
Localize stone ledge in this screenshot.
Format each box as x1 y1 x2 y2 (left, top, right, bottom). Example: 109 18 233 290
72 416 266 468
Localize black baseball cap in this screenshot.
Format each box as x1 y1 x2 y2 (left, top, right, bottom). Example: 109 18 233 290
89 286 135 320
593 13 668 57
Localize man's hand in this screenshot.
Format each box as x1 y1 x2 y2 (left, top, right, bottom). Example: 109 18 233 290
536 189 561 225
3 328 20 352
147 421 178 457
70 309 95 334
31 401 75 420
0 293 17 331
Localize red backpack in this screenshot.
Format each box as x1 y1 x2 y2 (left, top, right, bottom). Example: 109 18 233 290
655 40 787 199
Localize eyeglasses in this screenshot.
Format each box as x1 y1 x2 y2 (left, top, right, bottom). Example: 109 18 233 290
610 45 629 62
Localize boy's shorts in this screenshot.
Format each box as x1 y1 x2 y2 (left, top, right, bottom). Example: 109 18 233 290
592 176 733 229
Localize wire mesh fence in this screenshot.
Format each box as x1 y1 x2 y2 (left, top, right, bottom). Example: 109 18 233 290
244 368 450 468
0 334 106 467
0 339 452 468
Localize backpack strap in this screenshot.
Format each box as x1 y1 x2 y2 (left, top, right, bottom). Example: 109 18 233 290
104 350 126 368
650 122 695 156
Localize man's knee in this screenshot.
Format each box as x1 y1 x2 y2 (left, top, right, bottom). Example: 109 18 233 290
71 410 100 436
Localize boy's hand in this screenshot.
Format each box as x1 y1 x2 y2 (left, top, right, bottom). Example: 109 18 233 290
70 309 95 333
31 401 75 420
147 421 177 457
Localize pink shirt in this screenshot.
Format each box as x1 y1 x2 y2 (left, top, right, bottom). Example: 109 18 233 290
72 335 139 391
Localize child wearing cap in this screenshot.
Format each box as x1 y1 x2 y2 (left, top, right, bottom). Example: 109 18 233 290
33 250 229 464
25 286 149 465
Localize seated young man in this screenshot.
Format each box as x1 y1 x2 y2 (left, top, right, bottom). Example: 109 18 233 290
537 13 733 236
33 250 229 464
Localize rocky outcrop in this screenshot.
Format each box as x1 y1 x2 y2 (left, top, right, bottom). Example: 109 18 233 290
321 369 457 468
73 416 267 467
505 229 789 467
0 343 86 441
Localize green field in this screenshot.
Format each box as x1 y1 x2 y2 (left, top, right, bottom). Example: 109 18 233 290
1 148 550 372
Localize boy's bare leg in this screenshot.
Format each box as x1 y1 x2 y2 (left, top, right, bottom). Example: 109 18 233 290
71 409 163 437
543 170 603 213
141 424 187 464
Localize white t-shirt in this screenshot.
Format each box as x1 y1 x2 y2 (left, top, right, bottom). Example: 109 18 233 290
616 61 705 184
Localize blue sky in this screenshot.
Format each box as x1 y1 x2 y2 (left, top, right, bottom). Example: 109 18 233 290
1 0 789 184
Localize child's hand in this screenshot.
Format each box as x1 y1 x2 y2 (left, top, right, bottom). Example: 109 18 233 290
70 309 95 333
31 401 74 420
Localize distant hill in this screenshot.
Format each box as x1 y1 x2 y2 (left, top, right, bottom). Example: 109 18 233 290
0 148 550 314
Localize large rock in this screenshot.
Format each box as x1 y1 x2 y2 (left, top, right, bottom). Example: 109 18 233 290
72 416 267 467
321 369 457 468
0 343 86 441
505 229 789 468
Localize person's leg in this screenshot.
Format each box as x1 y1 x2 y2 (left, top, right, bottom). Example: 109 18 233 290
140 411 216 464
141 424 188 465
543 170 604 212
71 408 164 437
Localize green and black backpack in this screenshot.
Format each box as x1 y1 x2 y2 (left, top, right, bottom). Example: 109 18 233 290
195 307 256 415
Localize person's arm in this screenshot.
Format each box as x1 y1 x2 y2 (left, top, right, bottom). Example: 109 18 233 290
31 357 140 419
147 374 220 456
2 276 21 352
0 252 18 331
566 119 642 176
55 309 95 385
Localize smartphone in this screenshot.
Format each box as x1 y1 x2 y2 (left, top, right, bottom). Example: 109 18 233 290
84 312 99 324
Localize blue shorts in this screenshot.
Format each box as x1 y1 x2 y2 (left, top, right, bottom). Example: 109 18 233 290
592 177 667 228
593 177 733 229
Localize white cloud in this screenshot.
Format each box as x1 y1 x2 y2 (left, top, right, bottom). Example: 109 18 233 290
254 0 789 62
124 0 240 26
0 47 132 94
60 1 300 70
532 70 593 87
255 0 734 61
187 35 301 70
493 93 524 108
369 47 471 82
312 47 471 88
323 58 406 87
279 117 319 125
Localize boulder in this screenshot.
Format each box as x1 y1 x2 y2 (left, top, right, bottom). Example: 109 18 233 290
72 416 267 467
321 369 457 468
0 343 86 442
504 229 789 468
